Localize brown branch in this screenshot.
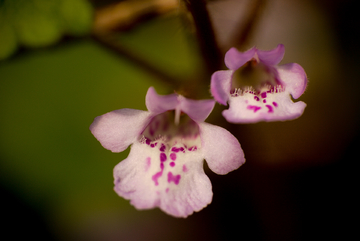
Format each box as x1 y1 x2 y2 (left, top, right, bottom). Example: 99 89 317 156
182 0 222 75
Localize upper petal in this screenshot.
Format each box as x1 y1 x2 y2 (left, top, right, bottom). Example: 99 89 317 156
210 70 233 105
145 87 178 115
179 96 215 122
90 108 152 152
225 47 256 70
257 44 285 66
199 122 245 175
276 63 308 99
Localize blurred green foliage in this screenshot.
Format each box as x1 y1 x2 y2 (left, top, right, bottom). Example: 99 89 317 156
0 0 93 60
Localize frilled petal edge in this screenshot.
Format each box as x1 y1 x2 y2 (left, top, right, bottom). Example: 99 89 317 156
146 87 179 115
225 47 256 70
210 70 233 105
277 63 307 99
199 122 245 175
90 108 152 152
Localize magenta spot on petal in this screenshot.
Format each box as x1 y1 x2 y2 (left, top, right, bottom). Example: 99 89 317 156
254 96 260 101
159 143 166 152
170 162 175 167
266 105 274 113
145 157 151 172
167 172 181 185
152 171 162 186
247 105 261 113
182 165 188 172
145 138 151 145
160 153 167 162
170 153 176 160
273 102 278 107
261 92 267 98
150 142 158 148
188 146 197 151
171 147 185 153
263 99 266 103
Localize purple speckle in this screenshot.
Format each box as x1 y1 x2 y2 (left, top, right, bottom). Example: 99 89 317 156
188 146 197 151
273 102 278 107
170 162 175 167
167 172 181 185
152 171 162 186
145 138 151 145
159 143 166 152
182 165 188 172
254 96 260 101
247 105 261 113
263 99 266 103
171 147 185 153
150 142 158 148
170 153 177 160
266 105 274 113
160 153 167 162
261 92 267 98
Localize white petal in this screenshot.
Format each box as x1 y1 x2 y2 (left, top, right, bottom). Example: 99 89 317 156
90 109 152 152
199 122 245 175
113 141 213 218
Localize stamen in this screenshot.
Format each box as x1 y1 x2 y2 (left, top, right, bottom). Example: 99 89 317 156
174 107 181 126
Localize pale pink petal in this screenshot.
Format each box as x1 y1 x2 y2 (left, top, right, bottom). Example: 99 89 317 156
198 122 245 175
257 44 285 66
179 96 215 122
224 47 256 70
223 91 306 123
210 70 233 105
114 141 212 218
145 87 178 115
90 109 152 152
277 63 308 99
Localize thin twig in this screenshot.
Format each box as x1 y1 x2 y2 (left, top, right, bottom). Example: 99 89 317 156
228 0 265 50
92 33 181 89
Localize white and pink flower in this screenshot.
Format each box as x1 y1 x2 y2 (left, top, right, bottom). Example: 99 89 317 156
90 87 245 217
211 44 308 123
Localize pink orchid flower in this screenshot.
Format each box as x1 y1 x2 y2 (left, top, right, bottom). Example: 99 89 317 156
211 44 307 123
90 87 245 217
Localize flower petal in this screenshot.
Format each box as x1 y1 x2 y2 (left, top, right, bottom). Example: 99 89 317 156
277 63 308 99
210 70 233 105
224 47 256 70
114 141 212 218
223 91 306 123
257 44 285 66
199 122 245 175
179 96 215 122
90 109 152 152
145 87 178 115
